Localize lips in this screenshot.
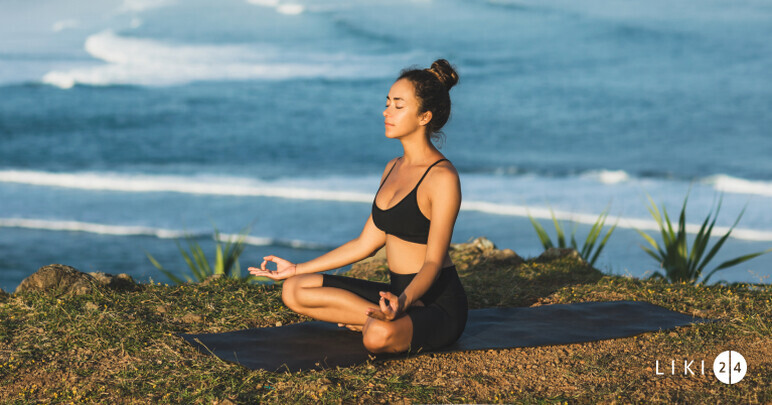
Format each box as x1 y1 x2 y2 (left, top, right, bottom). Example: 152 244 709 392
384 122 394 126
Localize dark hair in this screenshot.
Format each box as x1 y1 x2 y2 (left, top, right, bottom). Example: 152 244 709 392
397 59 459 146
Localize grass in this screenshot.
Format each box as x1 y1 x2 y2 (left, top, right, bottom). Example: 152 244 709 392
146 225 255 284
1 242 770 404
637 192 772 286
527 206 617 268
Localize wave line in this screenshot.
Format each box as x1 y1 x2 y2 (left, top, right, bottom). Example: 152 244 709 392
2 170 771 241
0 218 332 250
462 201 772 242
0 170 374 203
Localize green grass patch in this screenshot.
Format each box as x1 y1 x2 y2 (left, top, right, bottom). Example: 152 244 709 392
1 245 770 404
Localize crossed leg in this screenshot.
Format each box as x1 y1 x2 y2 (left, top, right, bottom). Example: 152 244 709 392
281 273 414 353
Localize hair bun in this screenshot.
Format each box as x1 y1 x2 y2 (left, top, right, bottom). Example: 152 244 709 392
428 59 459 91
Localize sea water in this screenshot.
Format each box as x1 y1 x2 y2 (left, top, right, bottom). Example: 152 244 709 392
1 0 771 291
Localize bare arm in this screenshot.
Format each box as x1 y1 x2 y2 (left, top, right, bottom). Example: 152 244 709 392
295 158 399 274
250 158 397 279
295 215 386 274
363 163 461 321
398 164 461 308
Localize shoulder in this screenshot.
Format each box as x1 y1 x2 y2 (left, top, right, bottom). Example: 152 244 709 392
430 159 459 180
425 160 461 194
379 156 400 173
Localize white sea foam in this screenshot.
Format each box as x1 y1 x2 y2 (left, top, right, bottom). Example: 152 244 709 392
0 217 329 249
704 174 772 197
41 30 415 88
277 4 305 15
580 169 630 184
244 0 306 14
2 169 771 242
52 19 80 32
0 170 375 203
0 218 189 239
120 0 176 13
246 0 280 6
459 201 772 242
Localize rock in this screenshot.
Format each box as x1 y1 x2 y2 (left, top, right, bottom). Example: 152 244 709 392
483 248 523 264
0 288 8 298
88 272 138 291
84 302 100 312
537 248 586 264
15 264 101 296
468 236 496 252
348 237 525 279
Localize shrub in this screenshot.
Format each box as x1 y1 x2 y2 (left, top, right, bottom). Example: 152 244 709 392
528 205 617 267
147 225 253 284
636 192 772 285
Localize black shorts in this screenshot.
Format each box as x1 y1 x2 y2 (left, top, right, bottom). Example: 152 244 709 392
322 265 468 353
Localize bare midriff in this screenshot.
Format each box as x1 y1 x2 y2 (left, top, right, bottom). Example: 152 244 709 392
385 235 454 275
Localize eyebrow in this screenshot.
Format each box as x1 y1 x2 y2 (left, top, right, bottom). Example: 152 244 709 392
386 96 404 101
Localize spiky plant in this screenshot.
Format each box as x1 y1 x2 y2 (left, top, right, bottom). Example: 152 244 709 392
528 206 617 267
637 192 772 285
147 225 253 284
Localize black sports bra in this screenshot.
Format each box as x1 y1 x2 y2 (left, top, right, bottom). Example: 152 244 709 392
372 157 449 244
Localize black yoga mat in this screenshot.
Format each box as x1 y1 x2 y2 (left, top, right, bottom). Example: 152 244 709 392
180 300 717 372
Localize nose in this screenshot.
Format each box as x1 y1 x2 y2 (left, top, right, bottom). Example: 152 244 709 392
383 107 388 117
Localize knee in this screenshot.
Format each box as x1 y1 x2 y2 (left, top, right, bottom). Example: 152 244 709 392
281 276 300 309
362 321 394 353
282 274 321 310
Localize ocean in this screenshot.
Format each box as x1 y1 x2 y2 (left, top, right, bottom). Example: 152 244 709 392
1 0 771 291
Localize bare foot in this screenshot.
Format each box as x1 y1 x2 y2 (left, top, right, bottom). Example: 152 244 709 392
337 323 363 332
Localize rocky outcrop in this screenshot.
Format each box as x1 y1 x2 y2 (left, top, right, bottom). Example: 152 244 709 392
15 265 139 295
15 264 101 296
468 236 497 252
465 237 523 264
537 248 586 265
346 236 524 280
88 271 139 291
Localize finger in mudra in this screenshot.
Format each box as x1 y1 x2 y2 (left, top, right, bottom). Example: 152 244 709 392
247 255 297 280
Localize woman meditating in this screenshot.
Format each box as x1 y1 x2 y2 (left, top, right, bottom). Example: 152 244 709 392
248 59 467 354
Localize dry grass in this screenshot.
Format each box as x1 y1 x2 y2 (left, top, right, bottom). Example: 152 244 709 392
1 241 770 404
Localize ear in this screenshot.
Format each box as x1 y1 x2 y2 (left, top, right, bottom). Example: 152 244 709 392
419 111 433 126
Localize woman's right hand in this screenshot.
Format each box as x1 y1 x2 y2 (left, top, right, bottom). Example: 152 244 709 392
248 255 297 281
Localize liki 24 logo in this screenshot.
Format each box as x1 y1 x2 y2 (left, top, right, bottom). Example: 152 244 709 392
713 351 747 385
655 350 747 384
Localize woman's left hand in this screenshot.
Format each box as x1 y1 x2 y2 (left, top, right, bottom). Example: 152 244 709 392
365 291 405 321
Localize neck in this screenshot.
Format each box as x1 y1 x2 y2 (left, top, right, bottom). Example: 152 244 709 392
399 131 440 166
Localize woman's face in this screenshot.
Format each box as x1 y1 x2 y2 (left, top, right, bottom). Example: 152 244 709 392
383 78 429 139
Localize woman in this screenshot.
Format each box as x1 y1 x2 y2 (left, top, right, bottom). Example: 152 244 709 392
248 59 467 355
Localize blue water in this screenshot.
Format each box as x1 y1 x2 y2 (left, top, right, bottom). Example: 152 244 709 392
1 0 772 291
